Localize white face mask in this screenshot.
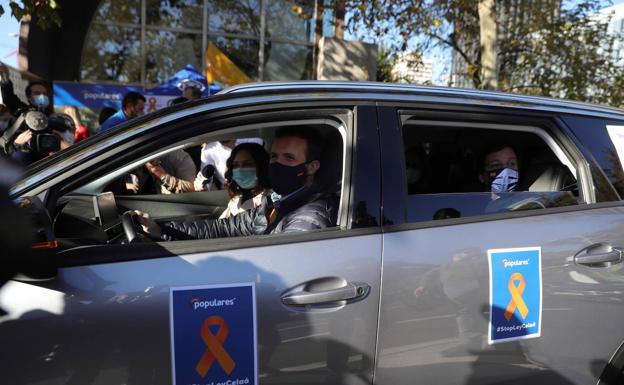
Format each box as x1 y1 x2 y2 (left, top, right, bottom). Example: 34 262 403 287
489 168 519 193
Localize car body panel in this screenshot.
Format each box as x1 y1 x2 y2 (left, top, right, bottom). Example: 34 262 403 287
376 207 624 384
0 235 382 384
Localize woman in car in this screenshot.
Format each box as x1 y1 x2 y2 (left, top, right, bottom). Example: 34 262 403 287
219 142 270 219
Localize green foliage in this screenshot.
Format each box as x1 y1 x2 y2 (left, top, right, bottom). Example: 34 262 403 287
0 0 62 29
376 45 397 82
345 0 624 107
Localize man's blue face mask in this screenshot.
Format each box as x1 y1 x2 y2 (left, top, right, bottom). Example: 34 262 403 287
488 168 518 193
31 94 50 109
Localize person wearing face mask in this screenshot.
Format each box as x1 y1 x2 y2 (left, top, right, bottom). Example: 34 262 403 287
479 143 520 195
219 142 270 219
0 63 53 117
99 91 146 133
8 113 73 165
134 126 338 240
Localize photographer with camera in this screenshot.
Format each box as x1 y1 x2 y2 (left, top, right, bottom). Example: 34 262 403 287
0 111 73 165
0 62 53 117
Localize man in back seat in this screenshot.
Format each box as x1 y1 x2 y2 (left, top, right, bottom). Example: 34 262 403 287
479 143 520 193
135 126 338 239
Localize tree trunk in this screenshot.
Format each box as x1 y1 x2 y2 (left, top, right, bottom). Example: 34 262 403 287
478 0 498 89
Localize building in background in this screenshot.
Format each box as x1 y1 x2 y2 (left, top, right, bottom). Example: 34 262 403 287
317 37 377 81
16 0 375 90
391 53 432 85
597 3 624 65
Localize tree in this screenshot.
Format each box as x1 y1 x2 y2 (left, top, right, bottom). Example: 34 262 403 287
376 44 397 82
0 0 61 29
344 0 624 107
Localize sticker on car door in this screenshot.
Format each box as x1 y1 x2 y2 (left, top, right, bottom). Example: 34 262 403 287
487 247 542 344
170 282 258 385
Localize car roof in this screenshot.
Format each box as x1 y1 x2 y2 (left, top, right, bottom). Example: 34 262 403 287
218 80 624 117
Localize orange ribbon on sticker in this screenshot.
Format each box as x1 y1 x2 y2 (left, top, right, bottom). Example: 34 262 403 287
504 272 529 321
196 316 236 377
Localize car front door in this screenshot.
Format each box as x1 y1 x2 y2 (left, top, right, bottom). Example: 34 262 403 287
374 105 624 385
0 104 383 385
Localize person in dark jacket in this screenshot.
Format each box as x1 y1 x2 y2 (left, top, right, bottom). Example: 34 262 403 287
135 126 338 240
0 63 53 117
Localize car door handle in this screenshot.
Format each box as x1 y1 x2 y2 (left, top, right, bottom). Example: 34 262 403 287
281 281 370 306
574 243 623 267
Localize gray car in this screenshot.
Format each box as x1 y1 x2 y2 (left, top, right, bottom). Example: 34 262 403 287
3 81 624 385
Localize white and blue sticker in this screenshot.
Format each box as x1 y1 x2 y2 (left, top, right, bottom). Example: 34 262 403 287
170 283 257 385
488 247 542 344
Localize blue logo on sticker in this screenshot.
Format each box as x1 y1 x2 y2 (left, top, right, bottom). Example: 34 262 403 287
170 283 257 385
488 247 542 344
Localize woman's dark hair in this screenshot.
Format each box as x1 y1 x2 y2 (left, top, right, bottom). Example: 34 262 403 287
224 142 270 196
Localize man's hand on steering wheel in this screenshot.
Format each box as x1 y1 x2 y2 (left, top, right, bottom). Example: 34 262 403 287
133 210 162 240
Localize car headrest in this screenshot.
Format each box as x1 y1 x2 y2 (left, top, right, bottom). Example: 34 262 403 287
527 163 573 192
317 129 344 194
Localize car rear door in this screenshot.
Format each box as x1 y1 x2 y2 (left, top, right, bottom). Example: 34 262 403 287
374 104 624 385
0 104 383 385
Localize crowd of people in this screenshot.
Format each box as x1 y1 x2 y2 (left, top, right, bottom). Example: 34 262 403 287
0 62 204 166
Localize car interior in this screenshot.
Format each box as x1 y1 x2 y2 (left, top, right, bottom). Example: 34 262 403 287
401 121 580 222
49 121 346 249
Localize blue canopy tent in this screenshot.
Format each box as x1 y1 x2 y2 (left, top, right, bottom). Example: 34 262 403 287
53 64 221 111
145 64 221 97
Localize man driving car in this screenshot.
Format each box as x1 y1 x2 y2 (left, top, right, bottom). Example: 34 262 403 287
135 126 338 240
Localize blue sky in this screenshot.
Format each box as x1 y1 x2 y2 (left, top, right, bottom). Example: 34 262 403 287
1 0 624 77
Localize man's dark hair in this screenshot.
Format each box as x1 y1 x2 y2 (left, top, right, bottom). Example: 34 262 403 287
98 107 117 125
48 113 75 132
479 142 519 171
25 81 48 98
274 126 323 162
122 92 146 110
224 142 270 196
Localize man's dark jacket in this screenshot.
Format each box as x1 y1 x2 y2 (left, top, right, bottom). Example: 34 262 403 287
160 185 338 240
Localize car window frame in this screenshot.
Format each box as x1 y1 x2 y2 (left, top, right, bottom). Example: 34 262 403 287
378 104 610 232
558 115 624 201
26 101 382 266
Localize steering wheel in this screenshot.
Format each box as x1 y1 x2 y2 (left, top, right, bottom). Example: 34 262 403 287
121 211 143 243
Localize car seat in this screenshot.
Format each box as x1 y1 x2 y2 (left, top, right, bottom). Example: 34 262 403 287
524 158 576 192
316 128 344 194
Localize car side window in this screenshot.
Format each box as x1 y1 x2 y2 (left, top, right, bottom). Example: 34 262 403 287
101 145 201 196
401 119 582 222
560 115 624 200
54 118 348 247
